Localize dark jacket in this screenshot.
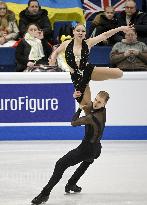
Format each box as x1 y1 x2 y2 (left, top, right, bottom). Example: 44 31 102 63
89 13 122 45
117 10 147 44
19 8 52 41
71 103 106 143
16 38 52 72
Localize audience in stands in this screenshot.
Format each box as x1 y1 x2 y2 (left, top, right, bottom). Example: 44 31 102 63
117 0 147 44
16 23 52 72
110 29 147 71
19 0 52 41
1 0 147 72
0 1 19 47
56 21 74 44
88 6 122 45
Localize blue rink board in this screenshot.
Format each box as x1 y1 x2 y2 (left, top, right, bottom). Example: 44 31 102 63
0 126 147 140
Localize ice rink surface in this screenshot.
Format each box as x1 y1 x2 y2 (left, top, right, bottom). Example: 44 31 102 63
0 140 147 205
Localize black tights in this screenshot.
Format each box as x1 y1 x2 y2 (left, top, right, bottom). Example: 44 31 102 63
42 144 97 195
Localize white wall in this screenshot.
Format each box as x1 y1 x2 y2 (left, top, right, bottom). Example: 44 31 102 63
89 72 147 126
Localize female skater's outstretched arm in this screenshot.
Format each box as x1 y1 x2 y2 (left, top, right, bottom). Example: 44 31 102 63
49 25 133 65
49 40 70 65
86 25 133 48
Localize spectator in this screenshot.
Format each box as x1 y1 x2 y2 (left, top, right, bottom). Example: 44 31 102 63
110 29 147 71
56 22 74 44
16 23 52 72
19 0 52 41
88 6 122 45
0 1 19 46
117 0 147 44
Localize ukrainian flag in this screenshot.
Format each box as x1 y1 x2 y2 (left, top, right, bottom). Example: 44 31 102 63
2 0 85 27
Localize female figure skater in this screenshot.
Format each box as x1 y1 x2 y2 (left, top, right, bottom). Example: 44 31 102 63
49 23 133 105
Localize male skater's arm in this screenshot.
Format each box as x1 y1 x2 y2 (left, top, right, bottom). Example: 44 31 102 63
71 90 92 126
71 107 92 127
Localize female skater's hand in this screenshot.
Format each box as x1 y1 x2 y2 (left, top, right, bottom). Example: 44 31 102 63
120 25 134 33
48 58 56 66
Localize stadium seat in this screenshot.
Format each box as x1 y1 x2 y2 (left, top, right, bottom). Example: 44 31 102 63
89 46 112 66
0 48 16 72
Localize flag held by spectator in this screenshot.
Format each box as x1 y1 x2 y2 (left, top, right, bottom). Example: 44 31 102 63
83 0 128 20
2 0 85 27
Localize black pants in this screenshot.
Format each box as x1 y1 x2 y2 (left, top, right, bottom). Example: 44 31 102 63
42 141 101 195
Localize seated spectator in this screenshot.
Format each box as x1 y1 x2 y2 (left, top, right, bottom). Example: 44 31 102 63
117 0 147 44
110 29 147 71
0 1 19 47
56 21 74 44
19 0 52 41
16 23 52 72
88 6 122 45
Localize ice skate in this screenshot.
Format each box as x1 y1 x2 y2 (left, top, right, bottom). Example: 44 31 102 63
31 192 49 205
65 183 82 193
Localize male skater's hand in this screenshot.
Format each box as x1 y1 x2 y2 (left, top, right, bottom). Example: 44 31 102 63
73 90 82 98
80 105 89 113
73 91 89 113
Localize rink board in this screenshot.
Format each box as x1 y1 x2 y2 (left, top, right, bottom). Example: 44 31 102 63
0 126 147 140
0 72 147 140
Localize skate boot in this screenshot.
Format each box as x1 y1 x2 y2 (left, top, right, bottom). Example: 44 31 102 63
31 192 49 205
65 183 82 193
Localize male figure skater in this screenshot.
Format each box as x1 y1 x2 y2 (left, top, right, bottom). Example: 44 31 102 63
31 90 110 205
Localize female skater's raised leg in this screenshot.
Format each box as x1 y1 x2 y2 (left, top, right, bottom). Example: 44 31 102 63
80 85 91 106
91 67 123 81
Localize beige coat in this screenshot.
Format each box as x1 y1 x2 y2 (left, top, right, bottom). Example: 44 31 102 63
0 10 19 41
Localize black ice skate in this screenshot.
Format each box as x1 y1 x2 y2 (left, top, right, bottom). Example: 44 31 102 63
31 192 49 205
65 183 82 193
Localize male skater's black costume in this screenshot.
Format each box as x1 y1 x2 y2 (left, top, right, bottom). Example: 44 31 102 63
31 102 106 205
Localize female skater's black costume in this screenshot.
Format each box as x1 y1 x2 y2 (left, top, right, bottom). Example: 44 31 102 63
65 39 95 103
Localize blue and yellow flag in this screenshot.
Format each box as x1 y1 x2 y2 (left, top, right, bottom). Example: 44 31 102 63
2 0 85 27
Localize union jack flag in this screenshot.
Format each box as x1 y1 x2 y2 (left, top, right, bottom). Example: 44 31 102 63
83 0 127 20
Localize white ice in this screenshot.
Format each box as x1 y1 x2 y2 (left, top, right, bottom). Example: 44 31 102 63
0 140 147 205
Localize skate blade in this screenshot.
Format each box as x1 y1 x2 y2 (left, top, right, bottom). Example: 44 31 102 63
64 192 81 195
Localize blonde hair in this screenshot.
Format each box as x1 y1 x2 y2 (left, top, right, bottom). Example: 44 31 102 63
98 91 110 102
73 22 86 30
0 1 8 32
